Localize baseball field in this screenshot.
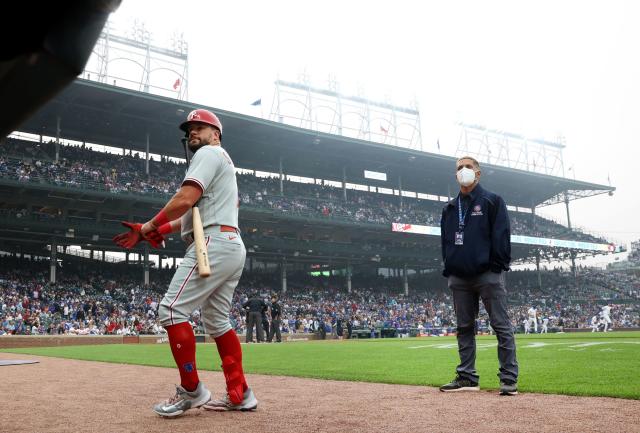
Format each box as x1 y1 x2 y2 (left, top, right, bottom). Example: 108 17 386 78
2 331 639 399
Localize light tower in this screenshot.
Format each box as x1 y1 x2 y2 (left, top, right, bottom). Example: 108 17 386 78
270 74 422 150
455 123 565 176
84 19 189 100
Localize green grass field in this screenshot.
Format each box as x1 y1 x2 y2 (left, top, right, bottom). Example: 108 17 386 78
2 332 639 399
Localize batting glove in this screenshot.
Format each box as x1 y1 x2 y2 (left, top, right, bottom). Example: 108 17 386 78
144 229 166 249
114 221 166 249
113 221 144 249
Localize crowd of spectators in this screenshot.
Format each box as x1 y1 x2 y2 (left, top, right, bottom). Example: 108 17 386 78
1 140 185 196
1 257 638 338
1 137 607 243
0 257 173 337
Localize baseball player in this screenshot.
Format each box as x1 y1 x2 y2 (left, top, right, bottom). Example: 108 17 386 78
113 109 257 417
540 316 548 334
527 306 538 333
601 304 612 332
590 314 600 332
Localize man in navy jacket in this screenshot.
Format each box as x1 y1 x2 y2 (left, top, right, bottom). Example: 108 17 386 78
439 156 519 396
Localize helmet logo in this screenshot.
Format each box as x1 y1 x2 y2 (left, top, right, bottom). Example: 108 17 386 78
188 110 200 121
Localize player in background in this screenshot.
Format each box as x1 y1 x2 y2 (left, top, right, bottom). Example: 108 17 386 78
601 304 612 332
590 315 600 332
540 316 548 334
527 306 538 333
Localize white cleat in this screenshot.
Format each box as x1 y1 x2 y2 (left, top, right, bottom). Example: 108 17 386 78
152 382 211 418
203 387 258 411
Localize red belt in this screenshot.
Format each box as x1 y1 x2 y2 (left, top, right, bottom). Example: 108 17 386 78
220 225 238 233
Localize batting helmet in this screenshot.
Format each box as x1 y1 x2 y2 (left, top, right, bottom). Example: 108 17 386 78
180 109 223 136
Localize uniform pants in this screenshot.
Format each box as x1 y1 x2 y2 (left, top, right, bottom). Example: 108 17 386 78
159 231 245 338
449 271 518 384
268 319 282 342
246 312 264 342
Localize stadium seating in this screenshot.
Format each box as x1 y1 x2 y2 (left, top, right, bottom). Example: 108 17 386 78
1 257 637 337
0 137 608 243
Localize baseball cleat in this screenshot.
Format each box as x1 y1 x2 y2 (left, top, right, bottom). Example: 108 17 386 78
439 375 480 392
203 387 258 411
499 380 518 396
153 382 211 418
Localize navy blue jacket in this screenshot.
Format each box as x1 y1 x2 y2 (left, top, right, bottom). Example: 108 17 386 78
440 183 511 278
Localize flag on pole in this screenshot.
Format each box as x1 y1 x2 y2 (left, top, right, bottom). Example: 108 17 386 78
251 98 262 106
173 78 181 90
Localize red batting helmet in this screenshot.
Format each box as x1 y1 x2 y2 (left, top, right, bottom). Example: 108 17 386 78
180 109 223 136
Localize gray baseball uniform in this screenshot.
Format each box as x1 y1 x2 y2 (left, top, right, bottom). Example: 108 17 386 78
180 146 239 240
158 145 245 338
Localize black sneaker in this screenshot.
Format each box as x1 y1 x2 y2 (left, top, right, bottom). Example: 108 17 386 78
499 380 518 396
439 376 479 392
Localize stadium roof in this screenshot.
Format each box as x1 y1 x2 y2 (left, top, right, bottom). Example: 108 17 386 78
19 79 614 208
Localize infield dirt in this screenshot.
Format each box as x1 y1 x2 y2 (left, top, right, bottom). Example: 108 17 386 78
0 352 636 433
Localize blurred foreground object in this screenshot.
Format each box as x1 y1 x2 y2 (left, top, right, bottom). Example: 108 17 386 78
0 0 122 137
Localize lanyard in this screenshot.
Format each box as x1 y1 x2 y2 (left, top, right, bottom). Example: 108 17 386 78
458 196 468 230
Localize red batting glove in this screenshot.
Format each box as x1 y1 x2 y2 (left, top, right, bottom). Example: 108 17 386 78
143 221 172 248
112 221 143 249
143 229 165 248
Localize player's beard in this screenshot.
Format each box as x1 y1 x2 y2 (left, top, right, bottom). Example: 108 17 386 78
188 137 209 153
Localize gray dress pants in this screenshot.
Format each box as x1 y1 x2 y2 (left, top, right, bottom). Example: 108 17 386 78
448 271 519 383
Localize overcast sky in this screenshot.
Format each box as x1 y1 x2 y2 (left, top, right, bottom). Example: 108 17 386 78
108 0 638 262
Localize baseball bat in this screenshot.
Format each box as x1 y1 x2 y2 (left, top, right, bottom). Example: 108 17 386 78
192 206 210 277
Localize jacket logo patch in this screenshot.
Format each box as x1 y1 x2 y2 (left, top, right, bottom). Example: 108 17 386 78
471 205 483 216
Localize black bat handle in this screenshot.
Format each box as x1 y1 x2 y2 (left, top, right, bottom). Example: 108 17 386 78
181 137 190 171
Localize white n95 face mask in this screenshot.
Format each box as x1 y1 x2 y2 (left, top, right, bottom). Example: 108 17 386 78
456 167 476 187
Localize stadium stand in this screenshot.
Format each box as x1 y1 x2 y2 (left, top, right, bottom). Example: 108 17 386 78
1 137 608 243
1 257 638 337
1 79 632 346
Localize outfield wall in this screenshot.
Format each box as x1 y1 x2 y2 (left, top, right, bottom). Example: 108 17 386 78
562 327 639 333
0 333 320 349
3 329 638 349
